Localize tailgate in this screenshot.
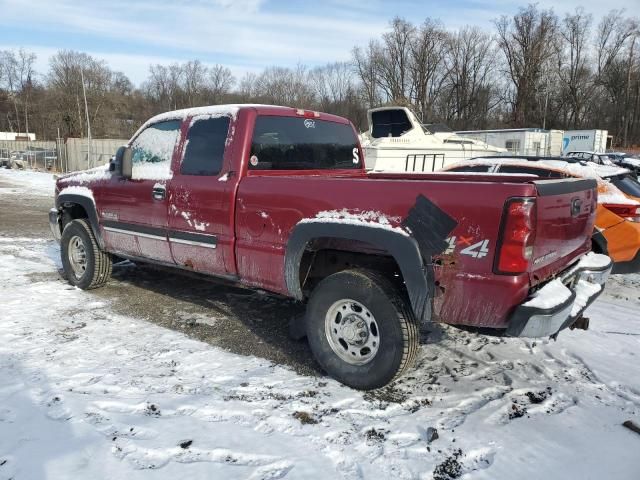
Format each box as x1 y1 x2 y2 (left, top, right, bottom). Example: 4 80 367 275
529 179 597 284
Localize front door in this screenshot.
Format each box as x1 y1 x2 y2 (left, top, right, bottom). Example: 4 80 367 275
100 120 181 263
167 114 235 275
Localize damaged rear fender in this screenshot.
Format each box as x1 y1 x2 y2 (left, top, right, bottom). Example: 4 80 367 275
284 222 434 323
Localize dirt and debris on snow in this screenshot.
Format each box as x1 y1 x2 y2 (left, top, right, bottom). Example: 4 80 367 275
0 168 639 479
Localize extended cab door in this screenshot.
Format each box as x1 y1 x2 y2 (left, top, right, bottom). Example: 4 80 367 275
100 120 181 263
166 114 237 275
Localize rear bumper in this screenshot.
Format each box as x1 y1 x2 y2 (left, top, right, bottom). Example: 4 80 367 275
49 208 61 243
506 253 612 337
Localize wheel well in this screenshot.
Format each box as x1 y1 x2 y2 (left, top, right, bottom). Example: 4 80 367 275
61 203 89 229
299 238 408 300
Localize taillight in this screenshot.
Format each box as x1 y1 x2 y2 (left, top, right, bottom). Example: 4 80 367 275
603 203 640 222
495 198 537 274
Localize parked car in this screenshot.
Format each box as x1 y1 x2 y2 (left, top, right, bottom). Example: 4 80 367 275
49 105 610 389
605 151 640 176
444 156 640 274
564 151 615 166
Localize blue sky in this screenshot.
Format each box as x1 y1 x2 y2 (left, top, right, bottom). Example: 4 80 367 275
0 0 636 85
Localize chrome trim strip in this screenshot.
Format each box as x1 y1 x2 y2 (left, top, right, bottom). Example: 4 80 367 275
103 226 166 241
169 237 217 249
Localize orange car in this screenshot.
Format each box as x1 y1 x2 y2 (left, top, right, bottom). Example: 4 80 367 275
444 157 640 273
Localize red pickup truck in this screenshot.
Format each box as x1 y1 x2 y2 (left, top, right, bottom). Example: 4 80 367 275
49 104 612 389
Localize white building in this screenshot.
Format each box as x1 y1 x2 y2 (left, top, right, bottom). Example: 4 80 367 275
454 128 565 156
0 131 36 141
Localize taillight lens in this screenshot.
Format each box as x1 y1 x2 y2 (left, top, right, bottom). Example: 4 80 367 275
603 204 640 222
495 198 537 274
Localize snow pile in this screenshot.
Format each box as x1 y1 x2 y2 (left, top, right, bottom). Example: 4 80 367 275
576 251 614 270
522 279 572 309
0 168 54 196
598 180 640 206
571 280 602 317
300 209 408 235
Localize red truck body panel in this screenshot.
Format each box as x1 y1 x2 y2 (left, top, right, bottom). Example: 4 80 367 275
55 105 596 331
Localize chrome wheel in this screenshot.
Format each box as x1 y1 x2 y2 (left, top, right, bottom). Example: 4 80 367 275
325 299 380 365
67 235 87 280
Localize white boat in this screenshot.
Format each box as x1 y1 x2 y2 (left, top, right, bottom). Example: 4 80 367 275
361 106 506 172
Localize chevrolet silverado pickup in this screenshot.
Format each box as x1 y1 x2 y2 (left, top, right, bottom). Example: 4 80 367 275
49 104 612 389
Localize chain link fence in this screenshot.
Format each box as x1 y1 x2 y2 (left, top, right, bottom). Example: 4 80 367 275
0 138 127 172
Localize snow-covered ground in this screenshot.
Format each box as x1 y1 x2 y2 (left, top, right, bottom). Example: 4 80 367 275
0 168 56 197
1 169 639 480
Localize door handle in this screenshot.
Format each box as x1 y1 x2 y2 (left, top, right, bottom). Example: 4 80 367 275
152 185 166 200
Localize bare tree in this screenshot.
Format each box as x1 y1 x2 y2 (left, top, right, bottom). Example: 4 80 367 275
377 17 415 103
407 18 447 121
0 49 36 134
556 8 593 127
182 60 207 107
596 10 637 78
442 27 497 128
207 64 235 103
495 4 559 126
252 65 314 106
352 41 380 108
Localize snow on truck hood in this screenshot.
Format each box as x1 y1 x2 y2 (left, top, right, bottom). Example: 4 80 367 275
58 163 112 185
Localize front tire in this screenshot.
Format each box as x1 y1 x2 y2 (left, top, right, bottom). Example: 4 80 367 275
61 219 112 289
306 269 419 390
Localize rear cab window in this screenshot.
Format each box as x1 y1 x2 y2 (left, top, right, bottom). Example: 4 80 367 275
249 116 360 171
181 116 230 176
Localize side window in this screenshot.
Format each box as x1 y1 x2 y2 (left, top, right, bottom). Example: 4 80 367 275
505 140 521 153
181 116 230 176
249 115 360 170
131 120 181 180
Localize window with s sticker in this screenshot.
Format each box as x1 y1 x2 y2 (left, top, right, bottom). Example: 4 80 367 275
181 116 230 176
249 116 360 170
131 120 181 180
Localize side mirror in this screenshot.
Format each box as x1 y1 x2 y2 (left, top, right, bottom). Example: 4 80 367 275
114 146 133 179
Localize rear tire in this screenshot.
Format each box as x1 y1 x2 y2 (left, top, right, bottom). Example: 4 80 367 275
306 269 419 390
61 219 112 289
